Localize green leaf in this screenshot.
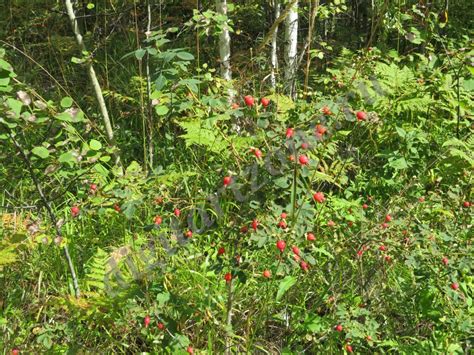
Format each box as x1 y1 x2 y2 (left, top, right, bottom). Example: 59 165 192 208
0 58 13 71
155 105 169 116
276 276 297 301
135 49 146 60
58 152 76 164
7 98 22 117
313 247 334 259
389 157 408 170
176 51 194 61
395 127 406 138
155 74 167 91
87 3 95 9
31 146 49 159
89 139 102 151
274 177 289 188
60 96 73 108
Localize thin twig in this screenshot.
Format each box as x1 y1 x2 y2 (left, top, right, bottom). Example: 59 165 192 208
8 132 81 298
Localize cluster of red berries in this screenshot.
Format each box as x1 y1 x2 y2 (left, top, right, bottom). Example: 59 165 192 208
234 95 270 108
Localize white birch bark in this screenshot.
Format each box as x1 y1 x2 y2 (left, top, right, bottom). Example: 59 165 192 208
284 0 298 97
146 0 153 168
64 0 117 159
270 0 281 89
216 0 234 100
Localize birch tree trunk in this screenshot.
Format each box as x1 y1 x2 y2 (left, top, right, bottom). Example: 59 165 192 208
270 0 281 89
145 0 154 168
284 0 298 97
64 0 119 163
216 0 234 100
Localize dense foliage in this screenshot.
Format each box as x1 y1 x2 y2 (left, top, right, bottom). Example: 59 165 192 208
1 0 472 353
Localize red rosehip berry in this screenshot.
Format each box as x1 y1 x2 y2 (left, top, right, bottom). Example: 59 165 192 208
252 219 259 231
299 155 309 165
253 148 263 159
144 315 151 328
278 220 287 229
280 212 287 219
276 240 286 252
357 250 363 257
418 196 425 202
244 95 254 107
322 106 332 115
379 245 386 251
114 204 121 212
335 324 343 332
450 282 459 290
174 208 181 217
90 183 97 192
240 225 248 233
218 247 225 255
345 344 353 353
381 222 389 229
463 201 470 208
306 232 315 241
300 261 309 271
71 205 80 217
154 215 162 225
11 350 20 355
286 127 294 139
291 245 300 256
224 272 232 283
186 346 194 354
223 176 232 187
301 142 309 149
263 270 271 278
385 214 392 222
385 255 391 262
157 322 165 330
260 97 270 107
316 124 328 135
313 192 325 203
356 111 367 121
442 257 448 266
362 203 368 209
185 230 193 238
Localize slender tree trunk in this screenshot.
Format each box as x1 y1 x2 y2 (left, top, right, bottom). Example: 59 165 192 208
284 0 298 97
270 0 281 89
64 0 119 163
216 0 234 101
256 0 298 53
145 0 154 168
304 0 319 95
